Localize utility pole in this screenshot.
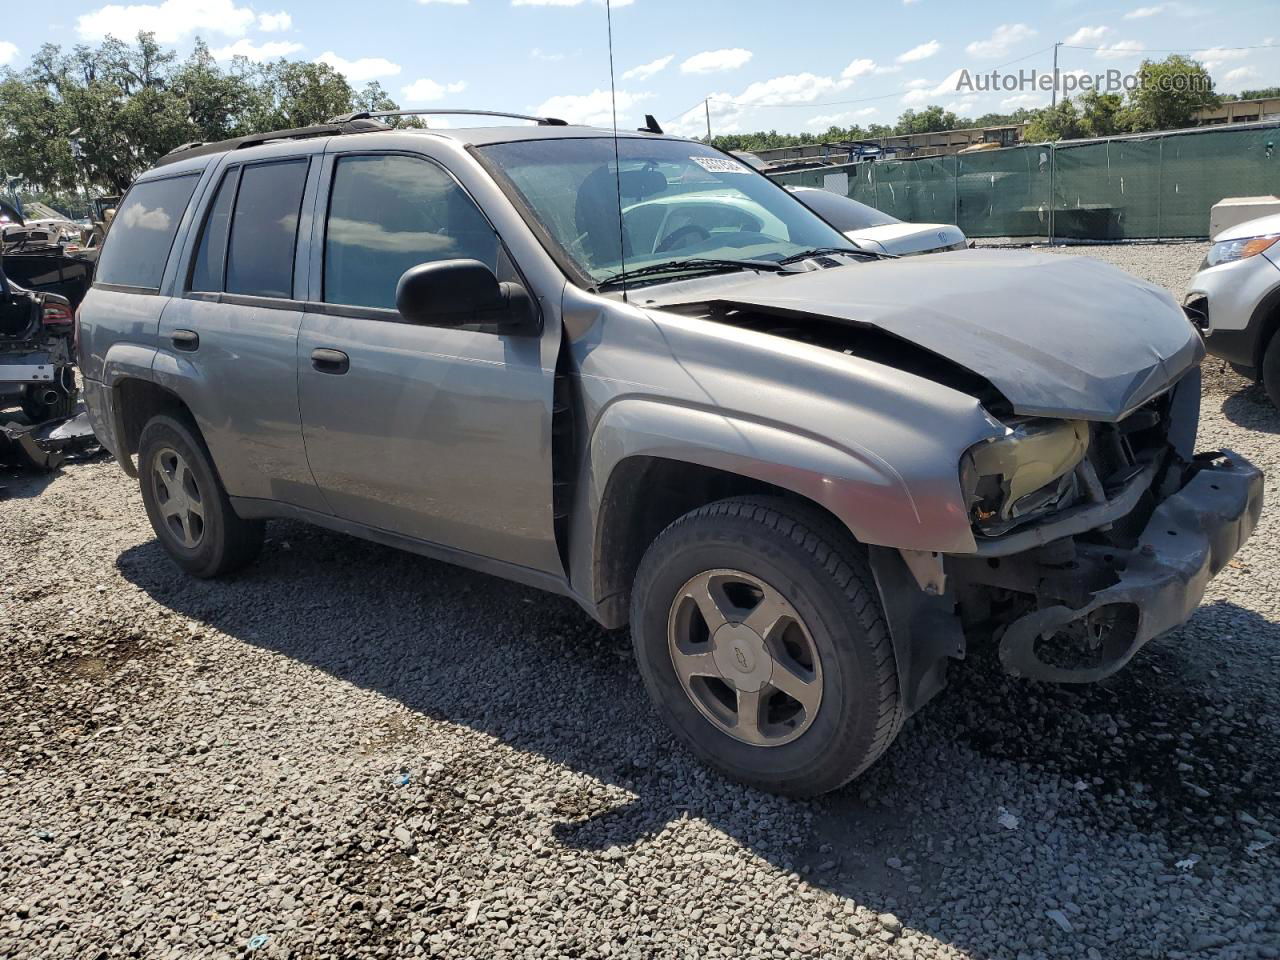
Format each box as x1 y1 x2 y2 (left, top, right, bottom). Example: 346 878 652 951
1051 42 1062 108
705 98 712 143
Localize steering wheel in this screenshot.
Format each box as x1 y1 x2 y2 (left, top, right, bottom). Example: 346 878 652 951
655 224 711 253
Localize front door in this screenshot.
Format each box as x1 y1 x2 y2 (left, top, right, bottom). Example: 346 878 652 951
157 155 326 512
297 151 560 574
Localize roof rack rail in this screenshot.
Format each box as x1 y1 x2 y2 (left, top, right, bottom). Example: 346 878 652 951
155 117 391 167
328 109 568 126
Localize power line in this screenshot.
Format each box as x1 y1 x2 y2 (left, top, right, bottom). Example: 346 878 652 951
667 40 1275 119
1062 42 1278 52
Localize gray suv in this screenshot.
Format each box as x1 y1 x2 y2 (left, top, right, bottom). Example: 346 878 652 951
79 111 1264 795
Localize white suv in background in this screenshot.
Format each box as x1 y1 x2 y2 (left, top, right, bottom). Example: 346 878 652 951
1185 212 1280 406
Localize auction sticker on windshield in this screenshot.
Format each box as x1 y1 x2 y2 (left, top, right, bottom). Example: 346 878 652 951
690 156 751 175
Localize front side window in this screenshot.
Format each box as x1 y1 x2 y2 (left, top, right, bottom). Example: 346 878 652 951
95 174 200 289
324 154 499 310
477 138 854 286
226 160 308 298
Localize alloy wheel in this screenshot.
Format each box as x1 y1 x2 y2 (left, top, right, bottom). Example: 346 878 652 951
667 569 824 747
151 447 206 549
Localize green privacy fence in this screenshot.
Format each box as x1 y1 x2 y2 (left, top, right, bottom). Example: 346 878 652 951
768 122 1280 240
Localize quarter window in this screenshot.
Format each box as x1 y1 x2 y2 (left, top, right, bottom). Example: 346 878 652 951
324 154 499 310
95 174 200 289
189 169 237 292
226 160 308 299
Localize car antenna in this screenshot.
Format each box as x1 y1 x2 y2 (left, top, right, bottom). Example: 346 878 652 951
604 0 628 303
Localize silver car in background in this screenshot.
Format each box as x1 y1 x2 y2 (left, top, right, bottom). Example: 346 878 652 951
1184 212 1280 407
77 113 1262 796
787 185 969 256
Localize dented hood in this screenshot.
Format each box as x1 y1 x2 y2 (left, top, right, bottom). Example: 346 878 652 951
658 249 1203 422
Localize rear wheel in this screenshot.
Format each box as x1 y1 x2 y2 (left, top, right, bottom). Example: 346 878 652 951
630 496 902 796
1263 330 1280 409
137 414 263 578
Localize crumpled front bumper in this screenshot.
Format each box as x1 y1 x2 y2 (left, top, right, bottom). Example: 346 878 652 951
997 450 1264 683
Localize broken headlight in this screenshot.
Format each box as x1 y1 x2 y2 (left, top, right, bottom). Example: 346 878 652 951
961 418 1090 536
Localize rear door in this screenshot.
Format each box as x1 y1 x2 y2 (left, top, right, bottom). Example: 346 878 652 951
297 148 560 574
156 151 326 512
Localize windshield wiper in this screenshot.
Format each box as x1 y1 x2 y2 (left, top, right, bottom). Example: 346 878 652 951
776 246 889 265
597 257 789 290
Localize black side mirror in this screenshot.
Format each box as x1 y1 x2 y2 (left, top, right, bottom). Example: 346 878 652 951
395 259 536 332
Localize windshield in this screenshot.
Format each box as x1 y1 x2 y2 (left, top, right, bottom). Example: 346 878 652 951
478 138 855 285
791 189 900 230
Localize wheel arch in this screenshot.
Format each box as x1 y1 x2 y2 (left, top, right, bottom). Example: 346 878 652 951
582 399 925 628
111 376 197 478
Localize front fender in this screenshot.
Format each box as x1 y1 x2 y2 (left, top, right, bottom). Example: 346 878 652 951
588 396 921 550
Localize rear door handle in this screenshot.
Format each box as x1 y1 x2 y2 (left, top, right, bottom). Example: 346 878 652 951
311 348 350 375
171 329 199 351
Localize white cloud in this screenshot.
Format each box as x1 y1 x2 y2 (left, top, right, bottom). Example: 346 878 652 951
1224 66 1260 86
77 0 256 42
900 68 967 105
213 38 303 60
896 40 940 64
531 47 566 61
1064 25 1109 46
1001 92 1047 109
0 41 17 67
1196 46 1249 70
315 52 402 82
904 77 931 89
681 48 753 74
400 77 466 103
841 58 876 81
418 0 469 3
1124 5 1163 17
623 54 673 81
733 72 848 105
966 24 1036 59
534 89 652 126
807 107 879 127
1094 40 1145 60
257 10 291 31
511 0 634 5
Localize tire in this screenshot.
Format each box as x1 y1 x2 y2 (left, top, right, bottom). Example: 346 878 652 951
20 380 77 423
1263 330 1280 409
137 413 264 578
630 496 902 796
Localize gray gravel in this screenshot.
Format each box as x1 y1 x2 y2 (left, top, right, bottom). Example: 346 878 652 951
2 242 1277 959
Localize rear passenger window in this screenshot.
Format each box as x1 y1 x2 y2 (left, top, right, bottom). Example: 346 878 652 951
189 169 237 292
324 154 498 310
226 160 308 299
95 174 200 289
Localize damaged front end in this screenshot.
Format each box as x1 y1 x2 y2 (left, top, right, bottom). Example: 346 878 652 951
947 370 1264 683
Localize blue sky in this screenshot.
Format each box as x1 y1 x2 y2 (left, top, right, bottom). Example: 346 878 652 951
2 0 1278 135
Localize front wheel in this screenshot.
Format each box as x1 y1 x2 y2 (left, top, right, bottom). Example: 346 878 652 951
1263 331 1280 409
629 497 902 796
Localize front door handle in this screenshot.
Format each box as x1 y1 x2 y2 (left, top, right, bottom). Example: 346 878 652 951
311 348 350 375
171 329 199 351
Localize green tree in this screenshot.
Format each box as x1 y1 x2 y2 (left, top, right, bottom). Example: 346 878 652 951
1024 99 1082 142
246 59 354 130
1125 54 1219 132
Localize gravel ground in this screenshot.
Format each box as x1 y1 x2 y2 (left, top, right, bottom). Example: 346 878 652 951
1 242 1277 960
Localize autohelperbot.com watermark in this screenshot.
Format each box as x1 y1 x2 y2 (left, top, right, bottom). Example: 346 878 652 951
956 68 1213 97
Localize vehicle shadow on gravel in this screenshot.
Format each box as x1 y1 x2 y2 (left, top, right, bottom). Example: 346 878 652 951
116 527 1279 958
1221 382 1280 434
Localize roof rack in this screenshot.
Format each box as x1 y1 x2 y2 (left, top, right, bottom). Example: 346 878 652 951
328 109 568 126
155 117 390 167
